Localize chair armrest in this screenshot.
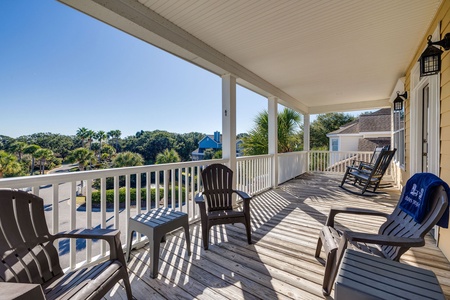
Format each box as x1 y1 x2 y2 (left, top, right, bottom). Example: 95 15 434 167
233 190 251 201
343 231 425 247
55 228 119 240
195 192 205 204
326 207 390 227
54 228 124 260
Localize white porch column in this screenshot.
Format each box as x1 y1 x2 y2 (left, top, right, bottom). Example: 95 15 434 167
268 97 278 187
303 114 310 173
222 74 237 179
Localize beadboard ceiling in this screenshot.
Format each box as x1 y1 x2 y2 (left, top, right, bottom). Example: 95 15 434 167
60 0 442 114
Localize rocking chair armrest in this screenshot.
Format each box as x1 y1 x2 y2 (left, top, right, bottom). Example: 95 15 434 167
343 231 425 247
326 207 390 227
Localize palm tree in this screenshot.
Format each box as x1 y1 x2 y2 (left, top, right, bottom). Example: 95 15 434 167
156 149 181 190
112 151 144 168
10 141 27 161
67 148 96 171
86 129 95 150
0 150 22 178
95 130 107 148
76 127 90 148
107 129 121 150
34 148 54 174
24 144 41 175
155 149 181 164
243 108 301 155
100 144 116 163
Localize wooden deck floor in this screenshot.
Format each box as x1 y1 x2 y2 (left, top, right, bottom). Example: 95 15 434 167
106 173 450 299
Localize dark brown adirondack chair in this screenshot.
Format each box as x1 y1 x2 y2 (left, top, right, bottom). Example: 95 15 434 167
341 149 396 194
195 163 252 250
315 183 449 296
0 189 132 300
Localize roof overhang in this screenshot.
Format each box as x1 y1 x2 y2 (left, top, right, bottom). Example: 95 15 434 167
58 0 442 115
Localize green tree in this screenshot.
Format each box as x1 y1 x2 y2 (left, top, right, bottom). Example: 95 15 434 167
155 149 181 164
0 150 22 178
10 141 27 161
95 130 107 148
100 144 116 164
243 108 302 155
33 148 54 174
309 113 356 149
68 148 96 171
213 150 222 159
112 151 144 168
107 129 122 151
24 144 41 175
76 127 90 148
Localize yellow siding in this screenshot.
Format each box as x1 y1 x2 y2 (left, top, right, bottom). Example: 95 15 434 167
404 0 450 259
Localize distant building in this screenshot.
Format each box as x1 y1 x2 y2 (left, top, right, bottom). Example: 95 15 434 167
327 108 391 153
191 131 243 160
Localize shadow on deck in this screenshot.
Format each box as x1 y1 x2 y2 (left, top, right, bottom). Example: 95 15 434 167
105 173 450 299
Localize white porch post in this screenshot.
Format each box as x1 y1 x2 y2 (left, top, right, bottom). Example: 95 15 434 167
268 97 278 187
222 74 237 184
303 114 310 172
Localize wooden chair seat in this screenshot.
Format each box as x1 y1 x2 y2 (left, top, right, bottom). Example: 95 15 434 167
207 210 246 219
44 260 124 300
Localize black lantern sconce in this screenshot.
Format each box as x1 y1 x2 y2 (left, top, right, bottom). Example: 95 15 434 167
393 91 407 111
419 33 450 77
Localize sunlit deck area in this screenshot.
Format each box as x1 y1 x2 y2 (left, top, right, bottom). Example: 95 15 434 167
106 173 450 299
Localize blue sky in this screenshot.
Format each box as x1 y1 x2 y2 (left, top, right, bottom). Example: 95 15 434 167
1 1 367 139
0 0 271 138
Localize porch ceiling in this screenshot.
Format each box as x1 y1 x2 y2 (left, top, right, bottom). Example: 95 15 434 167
60 0 441 114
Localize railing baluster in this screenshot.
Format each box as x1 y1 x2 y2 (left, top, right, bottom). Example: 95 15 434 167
101 177 106 257
125 174 131 251
146 171 151 212
156 170 160 208
70 181 76 270
86 178 92 263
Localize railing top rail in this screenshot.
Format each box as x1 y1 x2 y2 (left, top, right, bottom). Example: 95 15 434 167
309 150 373 154
0 159 228 188
236 154 274 161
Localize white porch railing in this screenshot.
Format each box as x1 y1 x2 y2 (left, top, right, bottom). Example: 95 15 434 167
0 159 228 270
308 151 373 173
278 151 308 184
0 150 395 271
236 154 273 195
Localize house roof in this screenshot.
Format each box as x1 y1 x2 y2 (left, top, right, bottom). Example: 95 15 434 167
328 108 391 135
59 0 442 114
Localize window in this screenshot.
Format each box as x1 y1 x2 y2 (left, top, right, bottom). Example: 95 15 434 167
393 109 405 167
331 138 339 151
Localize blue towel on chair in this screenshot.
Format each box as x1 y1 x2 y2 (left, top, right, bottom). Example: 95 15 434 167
399 173 449 228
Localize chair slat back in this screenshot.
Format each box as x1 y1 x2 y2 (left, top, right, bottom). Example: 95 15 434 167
378 186 448 260
370 149 396 179
201 164 234 212
0 189 62 284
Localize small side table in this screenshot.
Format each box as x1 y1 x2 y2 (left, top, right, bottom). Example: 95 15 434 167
335 249 445 300
126 207 191 278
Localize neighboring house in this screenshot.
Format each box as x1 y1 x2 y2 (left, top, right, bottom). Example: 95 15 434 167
327 108 392 154
192 131 243 160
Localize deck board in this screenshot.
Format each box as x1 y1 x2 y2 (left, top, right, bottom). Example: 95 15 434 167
104 173 450 299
